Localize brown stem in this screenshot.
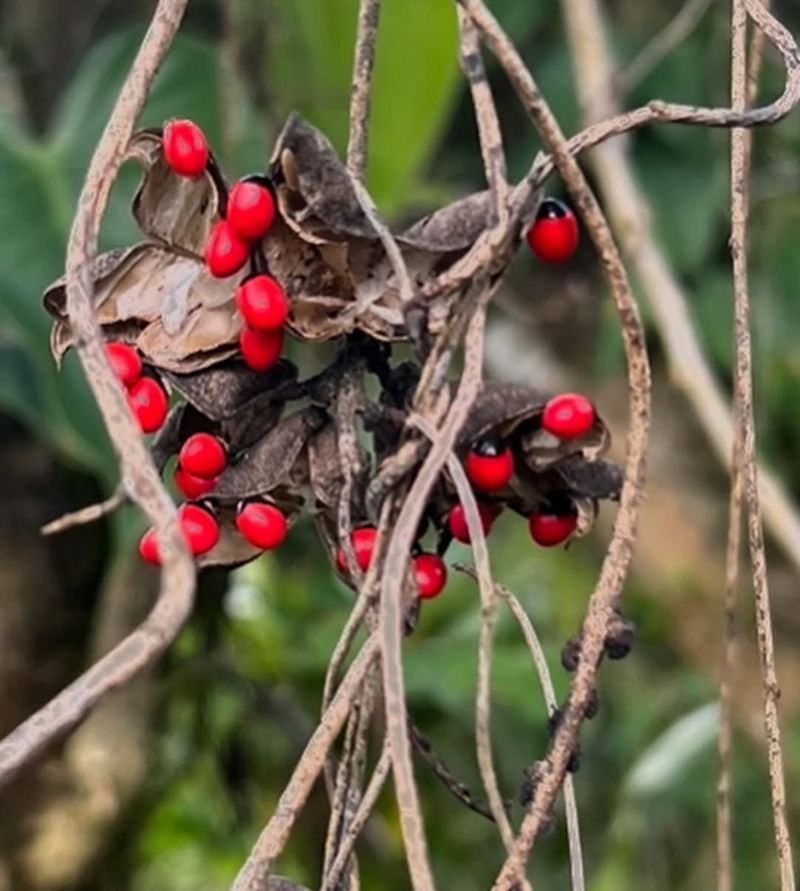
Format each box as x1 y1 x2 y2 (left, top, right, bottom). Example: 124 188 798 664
347 0 382 182
729 1 795 887
0 0 194 789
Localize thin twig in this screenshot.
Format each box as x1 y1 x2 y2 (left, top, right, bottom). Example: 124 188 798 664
618 0 714 94
347 0 382 182
557 0 800 573
40 487 125 535
321 736 392 891
729 2 795 887
343 176 416 320
408 723 495 822
455 2 651 885
0 0 194 789
411 415 521 862
231 637 379 891
378 299 492 891
456 567 586 891
493 584 585 891
456 7 509 219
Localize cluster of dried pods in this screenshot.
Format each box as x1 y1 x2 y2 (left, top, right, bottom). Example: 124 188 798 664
43 115 621 604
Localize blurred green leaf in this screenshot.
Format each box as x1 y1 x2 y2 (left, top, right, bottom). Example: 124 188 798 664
625 702 719 798
267 0 460 214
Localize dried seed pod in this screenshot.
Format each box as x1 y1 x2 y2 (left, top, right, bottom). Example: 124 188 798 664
210 407 325 503
605 612 636 660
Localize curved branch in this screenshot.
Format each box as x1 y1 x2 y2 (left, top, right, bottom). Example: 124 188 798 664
0 0 194 789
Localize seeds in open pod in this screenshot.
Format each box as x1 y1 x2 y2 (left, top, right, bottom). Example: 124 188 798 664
162 119 209 178
240 326 284 372
174 465 218 500
525 198 578 264
465 436 514 493
235 501 288 551
179 433 227 479
414 553 448 600
236 275 289 331
127 377 169 434
105 341 142 388
227 177 277 241
336 526 378 574
528 501 578 547
447 502 500 544
205 220 250 278
541 393 595 440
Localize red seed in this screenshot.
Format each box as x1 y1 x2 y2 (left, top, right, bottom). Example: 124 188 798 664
162 119 209 178
174 466 218 500
137 505 219 564
179 432 227 479
205 220 250 278
105 341 142 388
179 503 219 556
525 198 579 264
127 377 168 433
414 553 448 600
528 511 577 547
336 527 378 574
227 180 277 241
240 325 283 372
138 528 161 565
235 502 288 550
541 393 595 439
465 439 514 493
235 275 288 331
448 502 499 544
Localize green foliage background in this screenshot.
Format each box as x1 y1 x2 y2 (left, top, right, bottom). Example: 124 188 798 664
0 1 799 889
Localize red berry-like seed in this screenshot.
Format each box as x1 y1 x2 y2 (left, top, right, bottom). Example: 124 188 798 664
235 502 288 550
174 465 218 500
541 393 595 439
138 528 161 565
448 503 499 544
414 553 448 600
240 325 283 372
127 377 168 433
235 275 289 331
179 503 219 556
179 432 227 479
465 441 514 493
105 341 142 388
528 511 578 547
162 119 209 178
227 181 277 241
205 220 250 278
336 526 378 574
526 198 579 264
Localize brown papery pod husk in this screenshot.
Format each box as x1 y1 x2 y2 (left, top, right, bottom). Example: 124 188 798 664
210 407 326 503
197 497 304 570
129 129 221 258
163 359 298 421
270 114 500 343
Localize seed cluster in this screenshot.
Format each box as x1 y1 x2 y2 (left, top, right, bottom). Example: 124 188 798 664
46 116 621 607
